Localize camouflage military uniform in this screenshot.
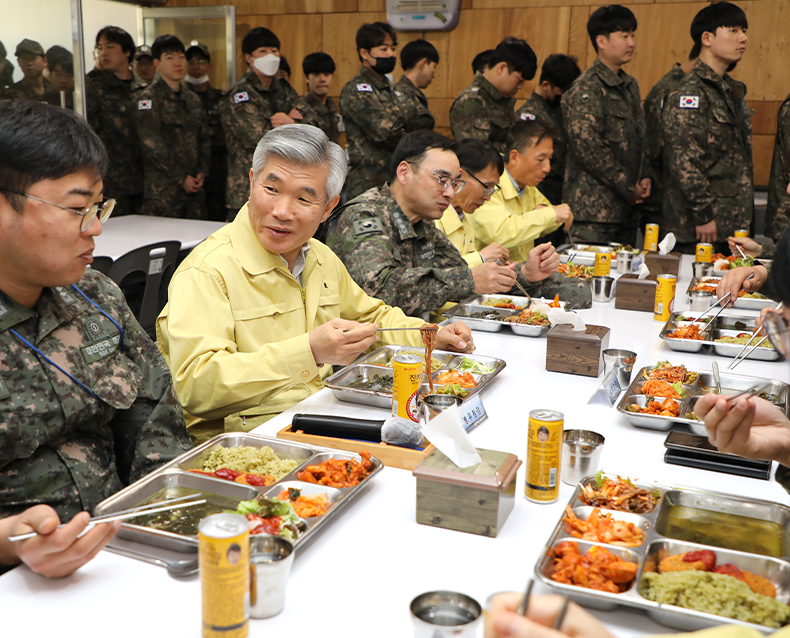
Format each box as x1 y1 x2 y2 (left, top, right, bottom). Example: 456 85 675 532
517 93 567 205
562 59 647 245
642 64 686 222
86 70 144 217
765 93 790 242
394 75 434 132
131 75 150 93
2 77 60 106
135 79 211 219
449 75 517 154
340 66 413 200
0 269 192 522
221 69 295 213
662 59 753 251
328 184 477 317
523 273 592 310
190 84 228 222
294 92 339 143
279 78 300 105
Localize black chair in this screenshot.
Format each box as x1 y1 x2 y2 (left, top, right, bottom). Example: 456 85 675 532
89 256 113 276
107 241 181 337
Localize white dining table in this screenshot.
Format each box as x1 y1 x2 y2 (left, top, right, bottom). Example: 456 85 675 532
2 255 787 638
93 215 226 261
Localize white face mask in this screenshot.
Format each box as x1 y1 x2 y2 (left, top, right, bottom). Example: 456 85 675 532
253 53 280 77
185 74 209 85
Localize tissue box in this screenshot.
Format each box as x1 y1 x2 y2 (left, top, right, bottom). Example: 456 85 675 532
545 324 611 377
615 274 657 312
644 251 681 277
413 448 521 537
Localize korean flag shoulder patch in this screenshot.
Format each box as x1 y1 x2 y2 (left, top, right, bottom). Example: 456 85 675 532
137 99 152 111
356 83 373 93
520 112 536 121
233 91 250 104
679 95 700 109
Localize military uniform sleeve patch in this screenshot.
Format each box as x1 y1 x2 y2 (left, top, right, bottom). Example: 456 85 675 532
137 100 152 110
233 91 250 104
520 112 536 121
356 83 373 93
352 218 384 236
679 95 700 109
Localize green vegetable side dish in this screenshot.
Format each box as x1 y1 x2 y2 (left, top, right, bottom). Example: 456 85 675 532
233 497 302 542
436 383 469 398
456 357 494 375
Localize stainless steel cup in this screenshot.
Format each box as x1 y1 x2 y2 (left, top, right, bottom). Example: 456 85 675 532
249 535 294 619
422 394 463 422
689 290 713 311
602 348 637 388
591 276 615 302
616 251 634 274
692 262 714 278
561 430 605 486
410 590 482 638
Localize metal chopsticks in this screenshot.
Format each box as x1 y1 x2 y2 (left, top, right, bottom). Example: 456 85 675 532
722 381 772 403
515 577 570 630
690 292 731 324
497 258 534 307
376 325 439 332
728 301 784 370
7 494 205 542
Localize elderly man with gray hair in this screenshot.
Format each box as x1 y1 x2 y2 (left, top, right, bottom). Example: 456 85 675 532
157 124 473 442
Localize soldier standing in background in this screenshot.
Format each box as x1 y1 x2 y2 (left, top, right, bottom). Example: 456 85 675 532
221 27 301 221
394 39 437 132
641 50 698 227
517 54 581 206
45 46 74 110
765 94 790 243
471 50 493 76
294 52 340 143
275 56 300 105
186 41 228 222
662 2 751 254
450 37 537 154
86 27 144 217
3 39 60 106
562 5 649 245
340 22 414 200
132 45 155 91
135 35 210 219
0 41 14 96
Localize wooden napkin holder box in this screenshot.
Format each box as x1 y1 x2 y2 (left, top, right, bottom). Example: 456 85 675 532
615 274 658 312
545 324 611 377
644 251 681 277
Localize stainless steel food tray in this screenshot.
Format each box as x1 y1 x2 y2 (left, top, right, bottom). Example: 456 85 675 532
535 477 790 634
686 276 777 310
616 363 790 434
323 345 505 408
558 242 624 266
445 294 566 337
95 433 383 554
659 311 781 361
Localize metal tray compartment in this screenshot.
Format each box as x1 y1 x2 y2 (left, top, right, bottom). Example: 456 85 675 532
659 321 711 353
620 395 689 430
535 477 790 633
559 243 622 266
659 312 766 357
686 277 777 310
712 330 780 361
324 364 393 409
444 305 514 332
461 293 532 309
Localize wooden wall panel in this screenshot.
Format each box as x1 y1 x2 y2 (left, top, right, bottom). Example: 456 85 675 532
567 6 593 68
754 135 775 188
322 11 386 97
751 101 781 137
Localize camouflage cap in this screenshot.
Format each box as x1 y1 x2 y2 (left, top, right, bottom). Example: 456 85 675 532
185 40 210 62
134 45 153 61
16 38 45 57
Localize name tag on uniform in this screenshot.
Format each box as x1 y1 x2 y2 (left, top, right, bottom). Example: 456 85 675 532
356 83 373 93
233 91 250 104
55 287 77 305
81 334 121 364
0 378 9 401
138 100 152 110
520 112 536 121
679 95 700 109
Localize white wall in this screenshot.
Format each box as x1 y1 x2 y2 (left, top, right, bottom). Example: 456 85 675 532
81 0 137 71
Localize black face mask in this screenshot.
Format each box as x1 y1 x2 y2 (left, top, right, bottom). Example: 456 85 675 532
548 94 563 108
369 55 396 75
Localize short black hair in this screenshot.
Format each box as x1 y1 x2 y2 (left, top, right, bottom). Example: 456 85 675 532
455 139 504 177
152 35 185 60
400 39 439 71
690 2 748 59
278 55 291 76
96 26 135 65
242 27 280 56
504 120 556 158
587 5 638 52
356 22 398 61
389 130 456 182
539 54 581 91
472 49 493 75
770 226 790 306
486 37 537 81
303 52 336 76
46 45 73 75
0 101 108 213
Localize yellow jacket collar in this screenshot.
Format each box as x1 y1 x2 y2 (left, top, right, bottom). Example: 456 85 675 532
440 204 464 233
499 169 521 202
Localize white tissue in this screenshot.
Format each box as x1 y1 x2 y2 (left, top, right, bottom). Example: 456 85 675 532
548 307 586 331
658 233 676 255
530 302 552 315
638 263 651 280
420 404 481 468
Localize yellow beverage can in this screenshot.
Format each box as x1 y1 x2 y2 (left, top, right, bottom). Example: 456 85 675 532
593 252 611 277
644 223 659 251
696 243 713 263
653 274 677 322
734 229 749 238
525 409 563 503
199 513 250 638
392 354 423 422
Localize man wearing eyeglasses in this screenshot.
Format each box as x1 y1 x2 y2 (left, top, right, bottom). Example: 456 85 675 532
329 130 546 318
0 101 192 578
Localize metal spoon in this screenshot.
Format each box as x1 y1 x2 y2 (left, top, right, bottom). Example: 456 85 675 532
712 361 722 395
103 544 199 577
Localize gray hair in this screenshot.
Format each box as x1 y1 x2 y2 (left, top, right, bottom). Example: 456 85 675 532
252 124 347 201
